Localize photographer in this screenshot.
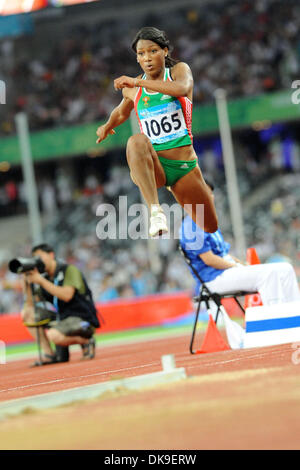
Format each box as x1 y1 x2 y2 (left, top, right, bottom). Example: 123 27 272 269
20 243 100 365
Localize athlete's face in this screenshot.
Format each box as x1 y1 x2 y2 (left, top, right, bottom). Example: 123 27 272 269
136 39 168 77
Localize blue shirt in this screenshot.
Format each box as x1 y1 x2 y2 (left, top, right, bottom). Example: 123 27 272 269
179 215 231 292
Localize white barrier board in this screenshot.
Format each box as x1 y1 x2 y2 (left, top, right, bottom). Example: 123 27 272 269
244 301 300 348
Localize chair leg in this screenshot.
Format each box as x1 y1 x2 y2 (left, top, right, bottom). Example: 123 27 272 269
233 297 246 315
190 296 202 354
215 307 221 325
35 326 43 366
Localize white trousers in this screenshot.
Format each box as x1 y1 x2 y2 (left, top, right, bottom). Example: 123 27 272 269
206 262 300 306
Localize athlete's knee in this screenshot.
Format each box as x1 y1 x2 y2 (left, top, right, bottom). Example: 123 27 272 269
126 134 151 162
127 133 150 150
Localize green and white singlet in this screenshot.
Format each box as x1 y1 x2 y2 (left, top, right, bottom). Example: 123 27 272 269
134 68 193 152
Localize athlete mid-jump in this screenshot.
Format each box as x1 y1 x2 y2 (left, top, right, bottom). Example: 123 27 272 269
96 26 218 238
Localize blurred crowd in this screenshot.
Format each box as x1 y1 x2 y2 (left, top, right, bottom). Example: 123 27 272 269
1 122 300 314
0 163 194 314
0 240 193 314
1 0 300 313
1 123 300 218
1 158 300 314
0 0 300 135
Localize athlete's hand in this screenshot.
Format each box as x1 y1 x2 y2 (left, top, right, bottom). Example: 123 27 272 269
96 125 116 144
114 75 136 90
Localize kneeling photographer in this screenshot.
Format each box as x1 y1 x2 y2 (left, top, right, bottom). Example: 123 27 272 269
10 243 100 366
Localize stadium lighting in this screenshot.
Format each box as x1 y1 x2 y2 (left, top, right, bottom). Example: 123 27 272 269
0 0 100 15
214 88 246 259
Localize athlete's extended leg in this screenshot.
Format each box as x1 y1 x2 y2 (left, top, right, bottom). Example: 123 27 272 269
126 134 168 237
171 166 218 233
126 133 166 203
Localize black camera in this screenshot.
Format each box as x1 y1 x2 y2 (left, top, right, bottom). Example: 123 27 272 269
8 257 46 274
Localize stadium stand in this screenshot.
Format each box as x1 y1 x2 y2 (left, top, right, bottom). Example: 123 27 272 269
0 0 300 314
0 0 299 135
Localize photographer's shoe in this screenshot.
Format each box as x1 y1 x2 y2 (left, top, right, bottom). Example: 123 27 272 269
81 336 96 360
55 345 69 363
30 353 58 367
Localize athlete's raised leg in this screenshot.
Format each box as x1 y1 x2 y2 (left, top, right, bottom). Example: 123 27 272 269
126 133 166 201
171 166 218 233
126 134 168 237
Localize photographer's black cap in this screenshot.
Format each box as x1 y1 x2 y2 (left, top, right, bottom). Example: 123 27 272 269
31 243 55 254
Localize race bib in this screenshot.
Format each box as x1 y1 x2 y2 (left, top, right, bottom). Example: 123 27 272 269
139 100 188 145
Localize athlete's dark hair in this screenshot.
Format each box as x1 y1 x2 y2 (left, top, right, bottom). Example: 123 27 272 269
131 27 178 68
31 243 55 254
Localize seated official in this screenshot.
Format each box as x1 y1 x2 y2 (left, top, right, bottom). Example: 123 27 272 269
179 182 300 307
21 243 100 365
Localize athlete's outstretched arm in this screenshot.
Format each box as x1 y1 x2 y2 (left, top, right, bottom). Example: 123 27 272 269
114 63 193 98
96 94 134 144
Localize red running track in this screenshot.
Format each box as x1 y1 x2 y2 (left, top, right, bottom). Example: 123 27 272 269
0 332 295 403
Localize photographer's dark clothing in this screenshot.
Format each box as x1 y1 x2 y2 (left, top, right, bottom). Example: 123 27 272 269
37 261 100 330
49 317 95 339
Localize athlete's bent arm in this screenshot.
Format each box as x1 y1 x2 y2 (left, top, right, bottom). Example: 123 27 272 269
96 94 134 143
114 63 193 98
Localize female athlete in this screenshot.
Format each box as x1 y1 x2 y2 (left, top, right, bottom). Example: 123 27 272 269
96 26 218 238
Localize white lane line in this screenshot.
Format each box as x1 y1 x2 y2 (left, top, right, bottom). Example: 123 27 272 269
1 346 289 394
180 348 290 369
0 361 159 394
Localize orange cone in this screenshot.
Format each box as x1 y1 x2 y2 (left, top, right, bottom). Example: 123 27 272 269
244 247 263 309
246 247 261 265
196 314 230 354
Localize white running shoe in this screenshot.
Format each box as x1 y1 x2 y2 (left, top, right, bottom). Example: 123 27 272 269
149 210 169 238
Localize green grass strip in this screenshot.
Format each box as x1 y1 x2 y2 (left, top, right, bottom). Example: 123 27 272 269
5 323 200 359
